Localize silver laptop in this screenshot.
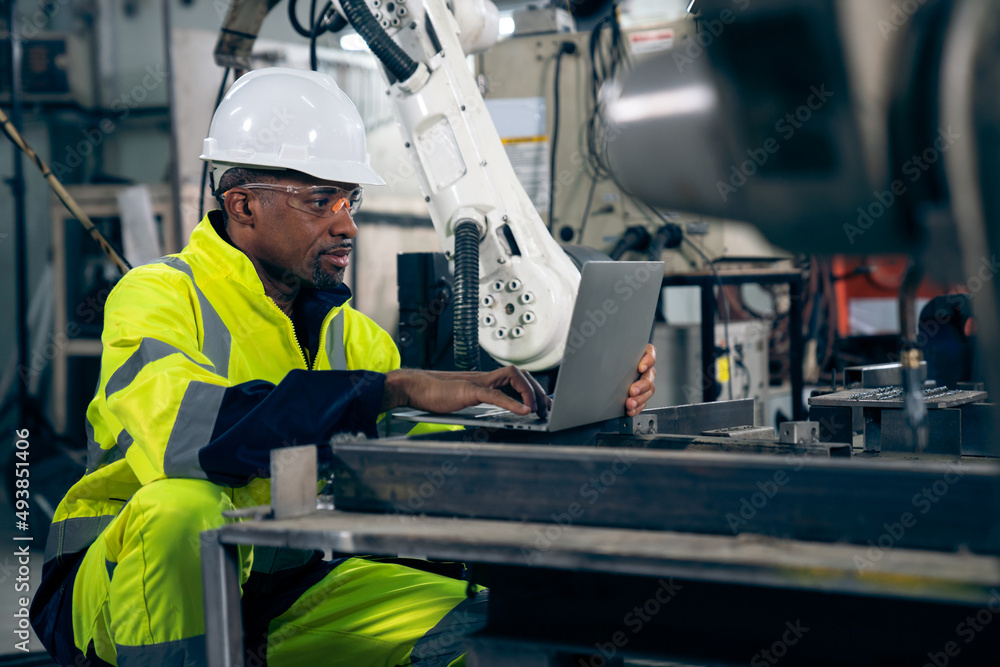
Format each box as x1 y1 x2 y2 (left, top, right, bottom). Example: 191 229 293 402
394 261 664 432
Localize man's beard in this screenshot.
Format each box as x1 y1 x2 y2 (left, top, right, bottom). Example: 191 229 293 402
312 261 346 290
312 243 351 289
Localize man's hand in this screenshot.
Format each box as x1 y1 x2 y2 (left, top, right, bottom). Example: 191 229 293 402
382 366 551 417
626 344 657 417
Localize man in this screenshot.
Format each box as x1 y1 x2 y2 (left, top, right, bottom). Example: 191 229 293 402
31 67 656 666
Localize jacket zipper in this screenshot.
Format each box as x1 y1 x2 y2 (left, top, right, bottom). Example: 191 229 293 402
315 306 340 368
265 297 342 371
264 298 310 370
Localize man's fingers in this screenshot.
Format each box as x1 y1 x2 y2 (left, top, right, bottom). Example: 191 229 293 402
627 354 655 415
522 369 549 417
638 343 656 373
627 391 654 416
497 366 543 414
630 366 655 395
630 375 654 397
629 388 655 408
478 386 532 415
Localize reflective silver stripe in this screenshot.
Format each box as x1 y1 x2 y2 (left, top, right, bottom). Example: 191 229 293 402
86 421 132 473
118 428 134 453
325 310 347 371
89 445 122 472
106 338 212 398
149 256 231 376
44 515 115 562
85 419 103 472
163 381 226 479
410 588 488 667
116 636 207 666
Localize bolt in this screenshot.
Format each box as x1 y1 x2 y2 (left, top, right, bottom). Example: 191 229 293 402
480 160 487 166
498 257 506 264
502 215 508 221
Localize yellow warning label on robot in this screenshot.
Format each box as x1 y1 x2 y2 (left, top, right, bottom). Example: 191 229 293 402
500 135 547 144
716 356 730 383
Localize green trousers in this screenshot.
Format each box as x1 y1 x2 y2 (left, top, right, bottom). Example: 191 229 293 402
67 479 484 666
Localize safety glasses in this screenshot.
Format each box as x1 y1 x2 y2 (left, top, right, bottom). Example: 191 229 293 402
234 183 364 217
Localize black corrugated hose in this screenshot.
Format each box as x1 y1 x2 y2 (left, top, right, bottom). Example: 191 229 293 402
452 220 480 371
339 0 419 83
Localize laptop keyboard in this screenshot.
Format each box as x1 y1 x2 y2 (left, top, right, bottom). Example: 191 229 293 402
473 408 547 424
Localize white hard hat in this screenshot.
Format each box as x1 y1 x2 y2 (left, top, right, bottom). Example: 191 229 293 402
199 67 385 186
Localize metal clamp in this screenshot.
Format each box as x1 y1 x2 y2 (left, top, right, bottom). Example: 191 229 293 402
779 421 820 445
618 413 657 435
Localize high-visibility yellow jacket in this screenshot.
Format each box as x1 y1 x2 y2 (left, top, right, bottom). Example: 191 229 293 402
43 212 399 570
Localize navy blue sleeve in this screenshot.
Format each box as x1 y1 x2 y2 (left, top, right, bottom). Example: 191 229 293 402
200 368 386 487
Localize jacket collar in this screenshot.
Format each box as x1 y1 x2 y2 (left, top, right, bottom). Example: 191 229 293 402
186 211 352 308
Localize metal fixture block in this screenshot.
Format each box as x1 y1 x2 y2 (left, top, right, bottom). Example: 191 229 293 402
271 445 318 519
779 421 820 444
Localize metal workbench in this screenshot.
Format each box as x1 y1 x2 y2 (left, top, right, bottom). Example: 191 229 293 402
202 443 1000 666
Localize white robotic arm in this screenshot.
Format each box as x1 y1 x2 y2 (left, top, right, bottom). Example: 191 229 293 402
333 0 580 371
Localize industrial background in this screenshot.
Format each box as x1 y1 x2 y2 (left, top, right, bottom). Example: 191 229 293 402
2 0 999 664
